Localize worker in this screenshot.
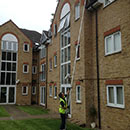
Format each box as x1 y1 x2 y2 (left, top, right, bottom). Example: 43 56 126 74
59 91 69 130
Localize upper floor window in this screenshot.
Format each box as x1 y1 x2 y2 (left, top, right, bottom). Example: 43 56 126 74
40 46 46 59
54 86 57 99
40 64 46 81
49 59 52 71
75 3 80 20
54 55 57 68
104 0 115 6
23 43 29 52
54 24 57 36
107 85 124 108
76 44 80 60
23 64 29 73
32 66 37 74
32 86 36 95
105 31 121 55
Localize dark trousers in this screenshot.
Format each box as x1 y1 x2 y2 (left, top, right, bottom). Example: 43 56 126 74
60 113 66 130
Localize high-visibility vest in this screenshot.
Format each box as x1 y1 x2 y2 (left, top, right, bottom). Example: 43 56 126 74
59 97 67 114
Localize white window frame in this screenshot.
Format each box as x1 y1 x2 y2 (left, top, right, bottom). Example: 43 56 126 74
76 44 80 60
75 2 80 20
41 64 46 81
49 59 52 71
104 0 115 7
22 86 28 95
76 85 81 103
32 66 37 74
54 24 57 36
54 86 57 99
107 85 125 108
40 86 46 106
23 64 29 73
54 55 57 68
32 86 36 95
49 86 52 97
23 43 29 52
105 31 121 55
40 46 46 59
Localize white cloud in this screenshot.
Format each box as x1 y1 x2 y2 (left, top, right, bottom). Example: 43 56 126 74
0 0 58 33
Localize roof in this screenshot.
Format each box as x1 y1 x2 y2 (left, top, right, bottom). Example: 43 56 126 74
20 29 41 43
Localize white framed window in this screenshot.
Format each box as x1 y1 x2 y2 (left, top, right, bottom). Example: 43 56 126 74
32 66 37 74
32 86 36 95
76 85 81 103
105 31 121 55
104 0 115 7
40 46 46 59
49 86 52 97
40 86 46 105
54 86 57 99
107 85 124 108
22 86 28 95
54 55 57 67
75 3 80 20
54 24 57 36
23 43 29 52
23 64 29 73
61 29 71 84
76 44 80 60
40 64 46 81
49 59 52 71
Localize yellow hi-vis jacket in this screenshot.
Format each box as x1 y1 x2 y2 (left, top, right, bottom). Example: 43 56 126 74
59 97 67 114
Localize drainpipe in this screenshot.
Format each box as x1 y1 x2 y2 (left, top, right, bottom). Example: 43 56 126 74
91 6 101 129
45 44 48 109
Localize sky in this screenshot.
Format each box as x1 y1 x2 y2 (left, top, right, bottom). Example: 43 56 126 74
0 0 58 33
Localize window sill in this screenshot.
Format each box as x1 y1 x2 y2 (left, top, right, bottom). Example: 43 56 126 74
106 104 125 109
22 94 28 96
76 101 82 104
23 72 29 74
75 17 80 22
76 58 80 61
23 51 29 53
49 95 52 98
105 50 121 56
54 65 57 68
54 97 57 100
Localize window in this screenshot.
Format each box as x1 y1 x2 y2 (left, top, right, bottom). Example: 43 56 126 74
32 86 36 95
54 24 57 36
107 85 124 108
32 66 37 74
75 3 80 20
23 64 29 73
22 86 28 95
23 43 29 52
76 44 80 60
61 30 71 84
54 86 57 98
49 86 52 97
76 85 81 103
40 46 46 59
54 55 57 67
41 64 46 81
49 59 52 71
105 31 121 55
104 0 115 6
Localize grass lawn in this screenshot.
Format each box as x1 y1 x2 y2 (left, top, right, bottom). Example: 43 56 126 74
0 118 93 130
17 105 49 115
0 106 10 117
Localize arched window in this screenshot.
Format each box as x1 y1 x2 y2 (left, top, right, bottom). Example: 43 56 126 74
58 3 70 32
1 33 18 51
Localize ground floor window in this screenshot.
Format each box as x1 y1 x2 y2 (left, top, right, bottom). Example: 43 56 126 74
22 86 28 95
49 86 52 97
107 85 124 108
40 86 46 105
76 85 81 103
54 86 57 99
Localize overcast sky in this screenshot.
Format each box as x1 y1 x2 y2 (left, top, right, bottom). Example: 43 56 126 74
0 0 58 33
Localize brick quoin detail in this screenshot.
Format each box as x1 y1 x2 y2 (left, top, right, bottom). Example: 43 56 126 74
105 80 123 85
104 25 120 37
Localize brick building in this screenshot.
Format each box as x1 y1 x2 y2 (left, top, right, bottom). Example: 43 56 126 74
40 0 130 130
0 20 41 105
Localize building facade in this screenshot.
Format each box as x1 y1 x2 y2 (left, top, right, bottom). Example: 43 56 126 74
41 0 130 130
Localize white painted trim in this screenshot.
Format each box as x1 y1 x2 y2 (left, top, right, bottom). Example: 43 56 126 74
23 43 29 52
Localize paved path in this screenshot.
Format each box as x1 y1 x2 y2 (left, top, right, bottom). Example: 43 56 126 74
0 105 60 121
